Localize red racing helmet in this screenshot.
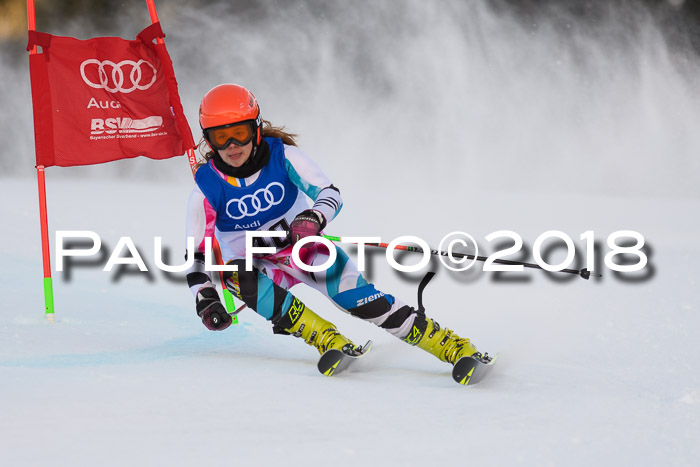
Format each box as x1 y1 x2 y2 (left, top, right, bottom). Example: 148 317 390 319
199 84 263 150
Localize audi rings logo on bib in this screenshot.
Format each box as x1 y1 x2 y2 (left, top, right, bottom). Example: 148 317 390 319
80 59 157 94
225 182 285 220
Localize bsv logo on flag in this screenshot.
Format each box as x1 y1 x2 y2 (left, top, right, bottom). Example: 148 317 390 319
91 116 163 135
80 59 157 93
226 182 285 220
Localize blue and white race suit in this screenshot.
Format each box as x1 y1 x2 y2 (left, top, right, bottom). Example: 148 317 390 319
185 137 421 338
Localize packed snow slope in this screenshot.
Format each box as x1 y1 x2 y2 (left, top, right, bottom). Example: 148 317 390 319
1 1 700 465
1 178 698 466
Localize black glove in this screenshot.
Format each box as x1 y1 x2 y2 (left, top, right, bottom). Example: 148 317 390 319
196 287 232 331
289 209 326 245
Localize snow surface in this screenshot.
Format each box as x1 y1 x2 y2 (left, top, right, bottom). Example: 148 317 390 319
2 1 700 465
2 178 699 466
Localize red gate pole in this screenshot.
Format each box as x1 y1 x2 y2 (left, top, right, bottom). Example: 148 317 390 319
27 0 55 322
145 0 240 322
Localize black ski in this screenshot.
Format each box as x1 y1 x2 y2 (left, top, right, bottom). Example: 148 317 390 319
317 340 372 376
452 353 498 386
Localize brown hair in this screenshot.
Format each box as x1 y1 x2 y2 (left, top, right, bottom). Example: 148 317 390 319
195 120 298 170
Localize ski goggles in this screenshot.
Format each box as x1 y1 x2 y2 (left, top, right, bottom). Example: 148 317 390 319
205 121 256 150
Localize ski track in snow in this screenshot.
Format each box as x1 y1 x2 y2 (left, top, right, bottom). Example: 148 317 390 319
1 179 698 466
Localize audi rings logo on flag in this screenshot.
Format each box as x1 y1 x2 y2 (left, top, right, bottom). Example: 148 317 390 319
80 59 158 94
225 182 286 220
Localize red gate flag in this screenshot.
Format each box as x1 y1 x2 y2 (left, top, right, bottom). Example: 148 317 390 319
26 23 195 168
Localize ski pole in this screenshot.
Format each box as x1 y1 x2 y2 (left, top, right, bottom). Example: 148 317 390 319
322 235 600 280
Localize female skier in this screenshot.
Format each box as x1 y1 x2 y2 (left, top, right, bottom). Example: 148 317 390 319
185 83 485 373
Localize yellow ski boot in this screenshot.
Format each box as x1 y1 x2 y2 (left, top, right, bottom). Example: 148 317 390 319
405 317 478 365
280 298 356 355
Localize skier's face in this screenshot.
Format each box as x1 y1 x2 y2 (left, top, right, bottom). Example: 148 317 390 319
218 140 253 167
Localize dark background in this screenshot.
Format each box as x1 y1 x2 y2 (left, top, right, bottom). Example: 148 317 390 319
2 0 699 54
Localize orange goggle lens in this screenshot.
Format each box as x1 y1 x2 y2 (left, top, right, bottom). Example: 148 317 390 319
206 122 255 150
